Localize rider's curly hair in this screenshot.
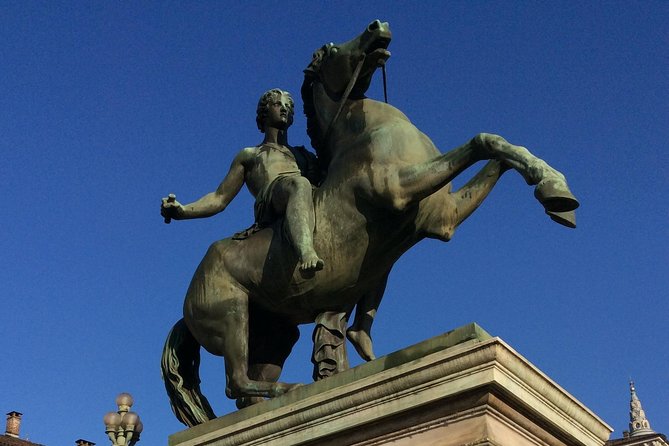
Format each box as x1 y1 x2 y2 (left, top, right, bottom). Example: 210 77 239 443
256 89 294 132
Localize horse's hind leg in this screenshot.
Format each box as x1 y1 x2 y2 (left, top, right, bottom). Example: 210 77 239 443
185 251 300 401
236 305 300 408
198 292 300 400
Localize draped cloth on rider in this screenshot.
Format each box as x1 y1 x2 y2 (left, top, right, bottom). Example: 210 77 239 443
232 171 301 240
233 145 321 240
254 171 302 227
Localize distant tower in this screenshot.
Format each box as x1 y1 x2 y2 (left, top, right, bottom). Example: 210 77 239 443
605 381 667 446
628 380 655 437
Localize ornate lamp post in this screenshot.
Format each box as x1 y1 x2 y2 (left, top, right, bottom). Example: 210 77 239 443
103 393 143 446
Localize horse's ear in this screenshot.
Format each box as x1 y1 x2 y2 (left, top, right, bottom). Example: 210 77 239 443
305 46 326 75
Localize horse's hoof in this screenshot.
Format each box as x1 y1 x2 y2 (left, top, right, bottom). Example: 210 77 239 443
287 383 304 392
273 382 303 397
546 209 576 228
236 396 264 409
535 179 580 212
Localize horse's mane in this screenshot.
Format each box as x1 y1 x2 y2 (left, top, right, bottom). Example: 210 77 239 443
301 43 334 168
301 43 375 169
301 73 330 167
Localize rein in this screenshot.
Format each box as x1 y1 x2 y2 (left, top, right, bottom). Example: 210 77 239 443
321 54 366 146
382 64 388 103
319 53 389 148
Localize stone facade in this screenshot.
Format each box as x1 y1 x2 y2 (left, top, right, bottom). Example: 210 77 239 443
606 436 668 446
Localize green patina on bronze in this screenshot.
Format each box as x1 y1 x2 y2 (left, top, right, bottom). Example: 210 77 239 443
160 20 579 427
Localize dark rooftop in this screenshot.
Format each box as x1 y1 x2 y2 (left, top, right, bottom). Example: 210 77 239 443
0 434 45 446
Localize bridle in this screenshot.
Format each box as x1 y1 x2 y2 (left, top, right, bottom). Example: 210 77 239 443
321 54 366 146
311 46 389 147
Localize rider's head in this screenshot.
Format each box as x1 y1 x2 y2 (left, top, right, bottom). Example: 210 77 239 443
256 89 294 132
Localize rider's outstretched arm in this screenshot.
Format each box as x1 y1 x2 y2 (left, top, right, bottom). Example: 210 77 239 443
166 148 252 220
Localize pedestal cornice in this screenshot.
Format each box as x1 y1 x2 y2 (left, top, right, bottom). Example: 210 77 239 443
169 323 612 446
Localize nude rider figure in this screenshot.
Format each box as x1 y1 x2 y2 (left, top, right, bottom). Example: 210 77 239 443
161 88 324 271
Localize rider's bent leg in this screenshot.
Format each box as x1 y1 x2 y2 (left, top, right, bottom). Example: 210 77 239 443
273 176 324 271
347 274 389 362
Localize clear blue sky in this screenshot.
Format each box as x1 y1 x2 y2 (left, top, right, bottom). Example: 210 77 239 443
1 1 667 444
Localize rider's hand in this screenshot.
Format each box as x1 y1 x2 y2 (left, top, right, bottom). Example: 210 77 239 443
161 194 185 222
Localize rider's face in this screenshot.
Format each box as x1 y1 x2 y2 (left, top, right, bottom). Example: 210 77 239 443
265 93 294 130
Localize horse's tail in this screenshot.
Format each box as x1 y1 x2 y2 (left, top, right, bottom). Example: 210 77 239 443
161 318 216 427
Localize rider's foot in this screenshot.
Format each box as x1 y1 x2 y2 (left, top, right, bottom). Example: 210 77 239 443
299 252 324 271
347 328 376 362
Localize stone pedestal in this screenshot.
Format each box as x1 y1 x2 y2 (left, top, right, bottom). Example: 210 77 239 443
169 323 612 446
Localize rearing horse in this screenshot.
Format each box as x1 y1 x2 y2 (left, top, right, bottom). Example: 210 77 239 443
161 20 578 427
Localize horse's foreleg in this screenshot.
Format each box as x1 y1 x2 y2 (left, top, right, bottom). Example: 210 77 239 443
471 133 579 212
347 273 390 362
412 160 506 240
393 134 578 215
452 160 508 227
393 140 480 210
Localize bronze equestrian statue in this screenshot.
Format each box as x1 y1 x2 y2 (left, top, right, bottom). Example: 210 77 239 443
161 20 579 427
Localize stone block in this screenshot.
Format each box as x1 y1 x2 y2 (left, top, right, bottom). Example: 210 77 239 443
169 323 611 446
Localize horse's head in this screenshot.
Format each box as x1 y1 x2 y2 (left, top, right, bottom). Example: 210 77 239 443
305 20 392 100
302 20 392 164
